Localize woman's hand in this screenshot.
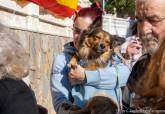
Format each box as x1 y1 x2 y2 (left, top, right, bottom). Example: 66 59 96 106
126 38 142 59
69 65 86 85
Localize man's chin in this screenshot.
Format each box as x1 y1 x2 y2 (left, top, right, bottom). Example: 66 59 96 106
145 42 159 54
141 33 159 54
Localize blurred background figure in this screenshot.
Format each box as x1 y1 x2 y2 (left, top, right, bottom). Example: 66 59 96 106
120 22 142 68
0 24 39 114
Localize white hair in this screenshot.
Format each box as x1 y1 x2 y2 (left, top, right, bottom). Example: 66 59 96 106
0 24 29 79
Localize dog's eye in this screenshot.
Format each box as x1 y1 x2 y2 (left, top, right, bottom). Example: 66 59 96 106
94 35 101 39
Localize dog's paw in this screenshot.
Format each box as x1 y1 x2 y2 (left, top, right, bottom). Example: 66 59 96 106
70 105 81 111
62 103 81 111
62 103 72 110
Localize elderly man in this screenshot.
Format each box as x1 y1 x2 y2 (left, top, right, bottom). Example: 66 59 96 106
136 0 165 43
126 0 165 111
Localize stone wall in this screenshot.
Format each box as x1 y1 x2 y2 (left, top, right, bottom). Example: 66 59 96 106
0 0 73 114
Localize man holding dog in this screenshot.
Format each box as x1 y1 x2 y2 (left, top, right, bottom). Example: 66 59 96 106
125 0 165 111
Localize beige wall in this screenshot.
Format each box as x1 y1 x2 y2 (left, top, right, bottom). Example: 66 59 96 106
0 0 73 114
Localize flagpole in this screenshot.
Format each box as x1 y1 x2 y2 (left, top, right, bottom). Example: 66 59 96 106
102 0 105 14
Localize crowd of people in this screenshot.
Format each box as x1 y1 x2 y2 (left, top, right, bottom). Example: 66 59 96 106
0 0 165 114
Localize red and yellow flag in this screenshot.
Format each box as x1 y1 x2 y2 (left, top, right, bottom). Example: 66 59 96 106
27 0 79 17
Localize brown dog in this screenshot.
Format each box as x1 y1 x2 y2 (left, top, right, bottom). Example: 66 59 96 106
68 17 113 70
69 96 118 114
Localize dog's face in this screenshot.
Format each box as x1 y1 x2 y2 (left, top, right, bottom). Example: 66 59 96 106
68 16 114 70
79 28 113 57
75 16 113 59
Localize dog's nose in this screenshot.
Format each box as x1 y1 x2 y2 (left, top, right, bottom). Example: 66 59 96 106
99 43 105 50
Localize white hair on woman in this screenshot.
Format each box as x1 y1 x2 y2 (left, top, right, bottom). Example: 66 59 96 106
0 24 29 79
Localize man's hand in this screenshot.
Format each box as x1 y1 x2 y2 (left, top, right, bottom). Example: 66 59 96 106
69 65 86 85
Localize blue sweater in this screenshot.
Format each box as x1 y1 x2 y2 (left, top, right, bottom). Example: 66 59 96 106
51 42 130 113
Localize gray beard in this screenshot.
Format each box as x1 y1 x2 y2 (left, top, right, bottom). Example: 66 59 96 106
141 33 159 54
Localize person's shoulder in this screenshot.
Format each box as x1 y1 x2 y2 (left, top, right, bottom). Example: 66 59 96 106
53 52 73 69
0 78 10 94
53 53 67 67
127 53 151 91
134 53 151 68
55 53 66 59
0 78 38 114
131 53 151 73
137 53 151 61
63 42 76 55
0 77 28 91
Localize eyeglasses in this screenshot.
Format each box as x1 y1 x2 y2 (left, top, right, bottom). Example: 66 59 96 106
73 25 85 34
136 16 165 26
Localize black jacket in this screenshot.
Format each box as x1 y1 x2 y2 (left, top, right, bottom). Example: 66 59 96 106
0 77 39 114
127 53 151 92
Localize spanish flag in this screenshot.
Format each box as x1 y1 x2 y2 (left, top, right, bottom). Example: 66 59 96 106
27 0 79 17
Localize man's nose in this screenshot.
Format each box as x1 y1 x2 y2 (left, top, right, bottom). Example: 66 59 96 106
140 20 152 35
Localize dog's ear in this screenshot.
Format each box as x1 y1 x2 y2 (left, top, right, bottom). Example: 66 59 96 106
88 16 102 30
